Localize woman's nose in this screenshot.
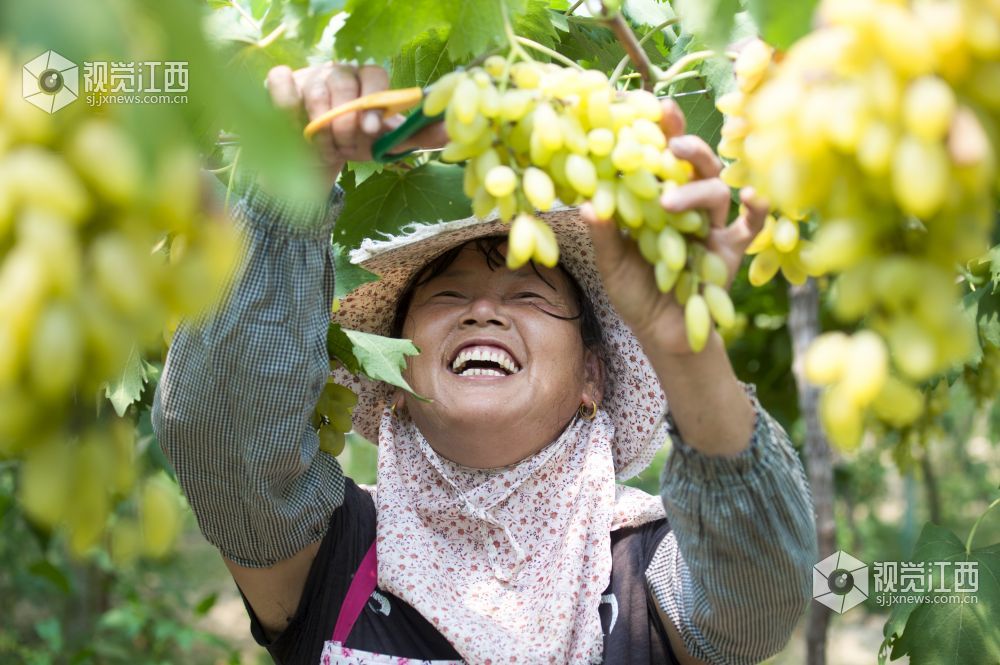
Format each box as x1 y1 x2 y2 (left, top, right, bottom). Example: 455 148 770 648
460 295 510 328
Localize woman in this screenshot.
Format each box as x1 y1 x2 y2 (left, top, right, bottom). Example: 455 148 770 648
152 63 817 665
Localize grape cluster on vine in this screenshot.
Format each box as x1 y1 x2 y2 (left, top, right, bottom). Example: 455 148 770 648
426 56 735 352
716 0 1000 450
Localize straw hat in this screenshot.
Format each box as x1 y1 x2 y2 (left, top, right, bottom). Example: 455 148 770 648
331 208 669 482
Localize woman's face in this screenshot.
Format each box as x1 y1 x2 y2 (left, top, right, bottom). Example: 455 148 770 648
398 243 603 469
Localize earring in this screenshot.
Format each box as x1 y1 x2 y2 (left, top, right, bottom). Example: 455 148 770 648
578 400 598 421
390 401 401 418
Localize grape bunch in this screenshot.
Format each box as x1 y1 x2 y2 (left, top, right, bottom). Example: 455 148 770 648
0 48 237 557
424 57 734 352
312 377 358 457
715 2 1000 449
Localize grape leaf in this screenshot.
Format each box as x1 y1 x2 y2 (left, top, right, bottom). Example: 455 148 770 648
977 290 1000 348
333 161 472 249
343 329 424 397
961 287 986 366
347 161 384 185
389 29 454 89
332 242 379 300
513 1 562 50
672 0 741 49
675 90 723 149
105 347 148 417
559 21 626 72
336 0 450 62
327 323 361 373
883 523 1000 664
445 0 527 60
746 0 818 50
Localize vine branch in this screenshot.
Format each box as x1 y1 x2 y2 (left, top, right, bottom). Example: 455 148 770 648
604 12 655 91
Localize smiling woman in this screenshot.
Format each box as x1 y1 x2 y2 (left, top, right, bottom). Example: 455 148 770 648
152 61 818 665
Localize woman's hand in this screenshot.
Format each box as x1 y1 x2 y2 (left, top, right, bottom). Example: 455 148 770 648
582 99 769 356
265 63 447 185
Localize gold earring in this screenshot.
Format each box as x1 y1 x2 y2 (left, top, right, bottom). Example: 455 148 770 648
578 400 598 421
390 402 399 418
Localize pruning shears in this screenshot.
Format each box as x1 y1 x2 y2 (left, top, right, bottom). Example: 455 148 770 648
302 86 438 163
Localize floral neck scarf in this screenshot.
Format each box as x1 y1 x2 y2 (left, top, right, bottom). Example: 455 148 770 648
373 409 667 664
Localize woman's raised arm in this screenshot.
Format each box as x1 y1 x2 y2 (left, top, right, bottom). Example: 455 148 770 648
151 176 346 632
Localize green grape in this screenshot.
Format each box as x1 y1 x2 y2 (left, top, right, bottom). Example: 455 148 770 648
485 165 517 198
804 332 850 386
523 167 555 211
699 251 729 287
564 154 597 197
657 227 687 272
702 284 735 329
684 294 711 353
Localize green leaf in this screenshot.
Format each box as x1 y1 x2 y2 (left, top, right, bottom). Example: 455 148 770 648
343 329 424 397
347 161 384 185
672 0 742 49
977 290 1000 349
327 323 362 373
333 161 472 249
34 617 62 652
675 89 724 149
28 559 72 595
559 21 626 72
105 347 148 417
961 287 985 365
514 1 562 50
390 29 454 89
333 242 380 300
746 0 817 50
194 593 218 617
336 0 450 62
445 0 527 60
888 523 1000 664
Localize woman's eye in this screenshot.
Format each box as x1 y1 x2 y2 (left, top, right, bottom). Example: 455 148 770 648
515 292 544 299
433 291 464 298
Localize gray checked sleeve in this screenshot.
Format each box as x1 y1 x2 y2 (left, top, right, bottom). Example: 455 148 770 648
152 176 347 568
647 383 817 664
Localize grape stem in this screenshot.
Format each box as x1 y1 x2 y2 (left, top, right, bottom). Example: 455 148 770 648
604 10 657 91
501 2 534 63
257 22 287 49
564 0 586 15
515 36 584 70
609 17 677 88
653 50 715 93
965 496 1000 555
653 70 702 95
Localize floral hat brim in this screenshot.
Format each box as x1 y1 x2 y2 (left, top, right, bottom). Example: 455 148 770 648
330 208 669 481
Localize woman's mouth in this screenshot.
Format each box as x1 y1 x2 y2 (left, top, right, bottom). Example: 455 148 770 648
450 345 522 378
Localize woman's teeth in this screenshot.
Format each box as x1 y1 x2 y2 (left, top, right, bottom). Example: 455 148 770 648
459 367 507 377
451 347 521 375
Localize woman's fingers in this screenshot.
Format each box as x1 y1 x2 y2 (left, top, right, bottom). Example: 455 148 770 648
668 134 723 180
299 64 340 167
265 65 301 111
660 177 731 229
721 187 771 254
659 97 686 139
357 65 389 135
326 64 362 156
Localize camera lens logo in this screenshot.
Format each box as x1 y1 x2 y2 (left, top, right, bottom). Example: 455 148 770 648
813 550 869 613
23 50 79 113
